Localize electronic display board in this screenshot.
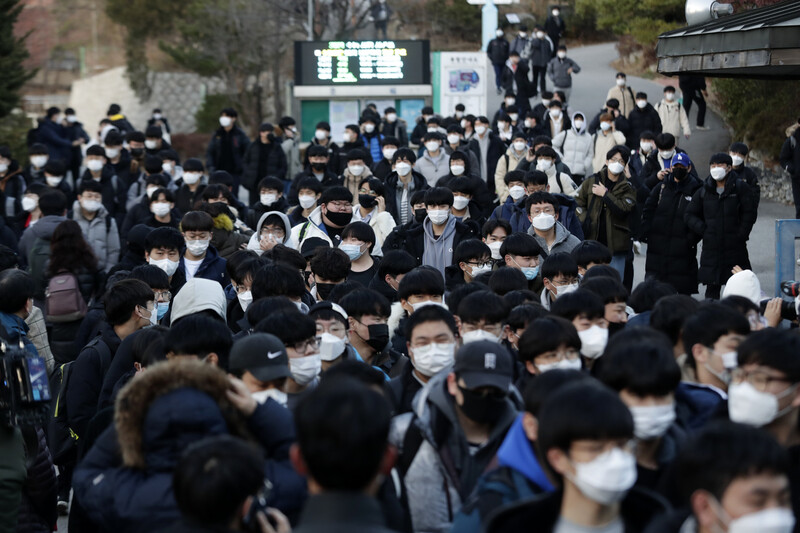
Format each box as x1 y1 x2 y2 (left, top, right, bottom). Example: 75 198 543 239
294 40 430 86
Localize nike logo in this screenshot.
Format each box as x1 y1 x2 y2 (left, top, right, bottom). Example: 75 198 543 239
267 351 282 359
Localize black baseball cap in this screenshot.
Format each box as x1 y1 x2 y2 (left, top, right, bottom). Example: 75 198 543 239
453 341 513 391
229 333 291 382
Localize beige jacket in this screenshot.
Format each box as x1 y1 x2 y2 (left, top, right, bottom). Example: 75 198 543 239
592 130 627 172
494 146 527 202
656 99 691 139
606 85 636 118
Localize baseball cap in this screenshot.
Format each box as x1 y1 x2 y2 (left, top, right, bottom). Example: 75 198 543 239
453 340 513 391
671 152 691 167
229 333 291 383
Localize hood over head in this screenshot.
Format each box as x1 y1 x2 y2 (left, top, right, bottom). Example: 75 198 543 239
247 210 292 254
170 278 227 323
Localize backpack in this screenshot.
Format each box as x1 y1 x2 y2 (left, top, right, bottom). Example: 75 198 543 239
45 271 88 323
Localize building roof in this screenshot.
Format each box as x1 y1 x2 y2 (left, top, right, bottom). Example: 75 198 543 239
657 0 800 79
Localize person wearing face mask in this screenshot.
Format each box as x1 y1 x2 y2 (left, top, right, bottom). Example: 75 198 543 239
487 380 669 533
367 249 415 304
501 52 534 115
380 106 409 148
500 232 544 293
468 115 509 197
457 291 509 345
627 92 662 151
545 7 565 52
360 114 385 165
37 107 81 171
517 317 582 387
641 132 697 192
291 186 355 251
510 25 530 58
144 125 169 156
229 333 292 408
72 179 120 272
289 143 342 206
340 148 374 200
685 154 756 299
23 143 50 185
546 45 581 102
78 144 126 224
526 192 580 255
241 122 287 205
677 302 749 430
386 267 446 354
177 211 229 288
205 108 250 197
655 85 691 140
171 157 205 214
539 254 579 311
641 152 702 295
445 125 481 176
590 112 628 173
629 131 656 187
307 301 360 370
495 134 529 202
550 289 610 368
304 120 341 174
287 177 322 227
488 28 511 93
391 340 517 532
445 239 493 290
534 146 578 197
728 142 760 213
351 177 395 253
550 112 591 184
379 148 428 226
158 148 183 189
339 124 374 175
144 188 180 232
581 275 631 337
276 116 301 181
526 26 553 96
481 218 511 262
438 151 494 218
39 159 75 205
339 222 380 287
606 72 636 118
124 154 167 212
371 136 401 180
414 132 450 187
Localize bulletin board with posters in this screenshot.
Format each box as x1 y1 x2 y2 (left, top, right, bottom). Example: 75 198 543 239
434 52 488 119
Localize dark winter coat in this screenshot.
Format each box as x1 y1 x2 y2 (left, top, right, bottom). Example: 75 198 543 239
1 161 27 217
780 129 800 180
731 164 761 212
380 118 409 147
501 61 534 99
303 138 341 175
641 174 702 294
36 119 73 164
684 175 756 286
247 196 289 229
576 169 637 253
381 216 477 266
174 183 207 215
205 125 250 175
641 148 699 192
467 131 507 195
177 244 229 288
242 139 288 191
436 169 495 217
487 37 510 65
588 108 631 139
338 138 375 174
382 170 429 225
16 427 57 533
627 104 663 148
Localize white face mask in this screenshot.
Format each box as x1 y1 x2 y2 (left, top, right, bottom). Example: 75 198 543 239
162 162 173 174
80 199 102 213
474 125 487 136
299 194 317 209
260 193 277 206
153 113 162 120
509 185 526 200
664 92 675 101
488 241 503 260
145 140 159 150
537 357 582 373
542 99 551 107
447 134 461 145
319 332 346 361
21 197 37 212
315 129 327 141
386 113 397 123
536 31 545 39
451 165 465 176
470 263 493 278
730 154 744 166
31 155 48 168
636 100 647 109
630 403 675 440
425 141 440 153
570 447 637 505
411 342 455 377
364 123 375 133
427 209 449 225
290 354 321 385
555 282 579 297
710 167 728 181
513 141 527 153
557 51 567 59
496 30 504 37
728 381 798 427
105 147 120 159
552 9 560 16
87 159 104 172
573 119 584 130
427 127 438 133
505 98 516 106
616 78 626 87
578 325 608 359
536 159 553 172
183 172 201 185
252 388 288 407
185 239 210 256
395 162 412 176
219 116 233 128
46 176 62 187
348 164 365 176
0 163 8 173
532 212 555 231
383 147 397 160
640 141 653 153
149 257 179 277
608 161 625 175
237 290 253 312
659 149 675 160
452 195 469 210
726 507 796 533
146 186 159 198
720 351 738 370
462 329 500 344
409 300 447 313
152 202 171 217
549 109 562 119
460 119 468 129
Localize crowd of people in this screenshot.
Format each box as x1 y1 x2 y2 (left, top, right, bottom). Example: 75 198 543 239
0 34 796 533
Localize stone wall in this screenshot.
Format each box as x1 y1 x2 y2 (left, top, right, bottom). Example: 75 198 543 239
750 159 793 205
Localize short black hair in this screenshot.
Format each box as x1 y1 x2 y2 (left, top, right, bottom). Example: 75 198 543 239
148 188 174 205
488 267 528 295
392 147 417 164
257 176 284 192
525 191 560 215
295 377 391 491
339 288 390 320
321 360 386 389
525 170 548 187
310 247 350 282
398 267 445 301
482 218 512 238
506 303 549 331
655 133 676 151
650 295 700 347
446 282 489 315
628 279 677 314
571 240 612 269
38 190 67 216
251 263 306 301
457 290 508 325
225 250 259 285
297 177 323 195
523 369 592 416
129 264 170 291
328 281 361 304
404 303 458 339
581 264 620 283
264 244 306 271
682 302 750 370
424 187 454 207
246 296 298 328
737 329 800 382
500 232 542 259
78 179 103 195
0 270 34 313
173 436 264 526
504 170 526 186
550 289 605 321
341 221 376 252
541 253 578 281
377 250 417 278
104 279 155 326
145 227 184 253
180 211 214 233
598 326 681 397
319 186 353 205
581 276 628 304
453 239 490 266
605 145 630 164
165 315 233 370
518 316 581 363
255 310 316 346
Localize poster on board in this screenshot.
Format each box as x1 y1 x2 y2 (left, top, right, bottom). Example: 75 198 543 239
438 52 487 118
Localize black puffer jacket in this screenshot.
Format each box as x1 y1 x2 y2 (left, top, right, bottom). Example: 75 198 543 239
641 175 702 295
627 104 662 149
684 175 756 286
16 427 57 533
241 139 288 190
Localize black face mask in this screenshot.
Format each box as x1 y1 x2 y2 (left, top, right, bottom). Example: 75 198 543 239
324 209 352 227
316 282 337 301
130 148 144 159
365 323 389 352
608 321 626 338
458 386 507 424
359 194 378 209
311 162 327 172
414 208 427 223
672 167 688 181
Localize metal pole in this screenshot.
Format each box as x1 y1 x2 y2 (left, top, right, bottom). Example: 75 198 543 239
308 0 313 40
481 0 498 52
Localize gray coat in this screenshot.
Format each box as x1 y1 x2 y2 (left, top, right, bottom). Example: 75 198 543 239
414 150 450 187
547 56 581 88
528 220 581 256
281 137 302 182
72 201 121 272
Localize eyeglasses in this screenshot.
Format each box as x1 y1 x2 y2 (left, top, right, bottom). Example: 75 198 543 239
260 227 285 238
530 207 556 216
536 348 580 364
327 201 352 210
154 290 172 301
292 336 320 355
731 368 793 392
466 261 493 269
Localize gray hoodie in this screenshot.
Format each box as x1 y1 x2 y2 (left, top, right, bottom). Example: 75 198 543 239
422 215 456 276
19 215 67 268
528 220 581 256
246 210 293 255
72 200 120 272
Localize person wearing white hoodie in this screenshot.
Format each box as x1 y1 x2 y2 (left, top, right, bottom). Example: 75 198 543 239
552 112 593 183
246 210 295 256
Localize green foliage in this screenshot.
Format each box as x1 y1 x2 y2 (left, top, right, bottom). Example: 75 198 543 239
194 94 240 134
0 111 35 161
713 78 800 157
0 0 36 118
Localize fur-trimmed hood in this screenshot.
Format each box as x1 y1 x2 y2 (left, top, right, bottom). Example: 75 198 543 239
115 360 251 469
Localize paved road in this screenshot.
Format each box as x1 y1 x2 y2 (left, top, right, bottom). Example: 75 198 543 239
488 42 793 297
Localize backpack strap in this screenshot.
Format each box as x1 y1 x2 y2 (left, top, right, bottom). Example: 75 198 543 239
555 173 565 193
298 221 311 243
398 418 425 477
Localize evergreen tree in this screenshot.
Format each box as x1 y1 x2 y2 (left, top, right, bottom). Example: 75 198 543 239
0 0 35 119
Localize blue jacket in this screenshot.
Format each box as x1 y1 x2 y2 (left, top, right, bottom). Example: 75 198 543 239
675 381 725 431
0 312 38 357
37 119 74 164
177 244 229 288
362 132 384 163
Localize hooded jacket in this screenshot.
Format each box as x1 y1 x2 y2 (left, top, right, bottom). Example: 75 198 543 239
177 244 229 288
289 205 338 250
209 210 251 259
415 149 451 187
71 200 120 271
247 210 294 255
552 112 594 177
389 371 517 533
656 98 691 139
73 361 305 533
169 277 227 324
576 168 637 253
382 214 475 273
18 214 67 269
528 220 581 256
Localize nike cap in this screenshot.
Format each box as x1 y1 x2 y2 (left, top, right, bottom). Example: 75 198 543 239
229 333 291 383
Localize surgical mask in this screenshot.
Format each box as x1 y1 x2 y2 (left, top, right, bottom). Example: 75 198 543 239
447 134 461 145
521 265 539 280
427 209 449 225
509 185 526 200
549 109 561 119
146 186 159 198
161 162 173 174
475 125 487 135
537 357 582 373
665 92 675 101
552 9 560 16
608 161 625 175
636 100 647 109
290 354 321 386
80 199 102 212
728 381 798 427
260 193 277 206
145 140 158 150
66 115 77 123
557 51 567 59
570 447 637 505
451 165 465 176
555 282 579 297
600 122 612 132
299 194 317 209
315 129 327 141
149 257 179 277
185 239 210 256
386 113 397 123
46 176 62 187
252 388 288 407
488 241 503 260
105 147 120 159
339 243 365 261
460 119 468 129
21 197 37 212
578 326 608 359
573 119 584 130
542 99 551 107
710 167 728 181
496 30 504 37
319 332 346 361
425 141 440 152
659 149 675 160
640 141 653 153
396 162 412 176
153 113 162 120
731 154 744 166
505 98 516 106
219 116 232 128
237 290 253 312
364 323 390 352
452 196 470 210
364 123 375 133
156 301 170 320
512 141 526 152
509 115 519 124
462 329 500 344
497 121 508 131
147 306 158 327
31 155 48 168
536 31 545 39
630 403 676 440
409 301 447 313
0 163 8 173
411 342 455 377
87 159 104 172
532 212 555 231
616 78 626 87
151 202 171 217
524 119 533 128
536 159 553 172
470 263 493 278
726 507 795 533
383 147 397 160
348 164 365 176
183 172 201 185
721 351 738 370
